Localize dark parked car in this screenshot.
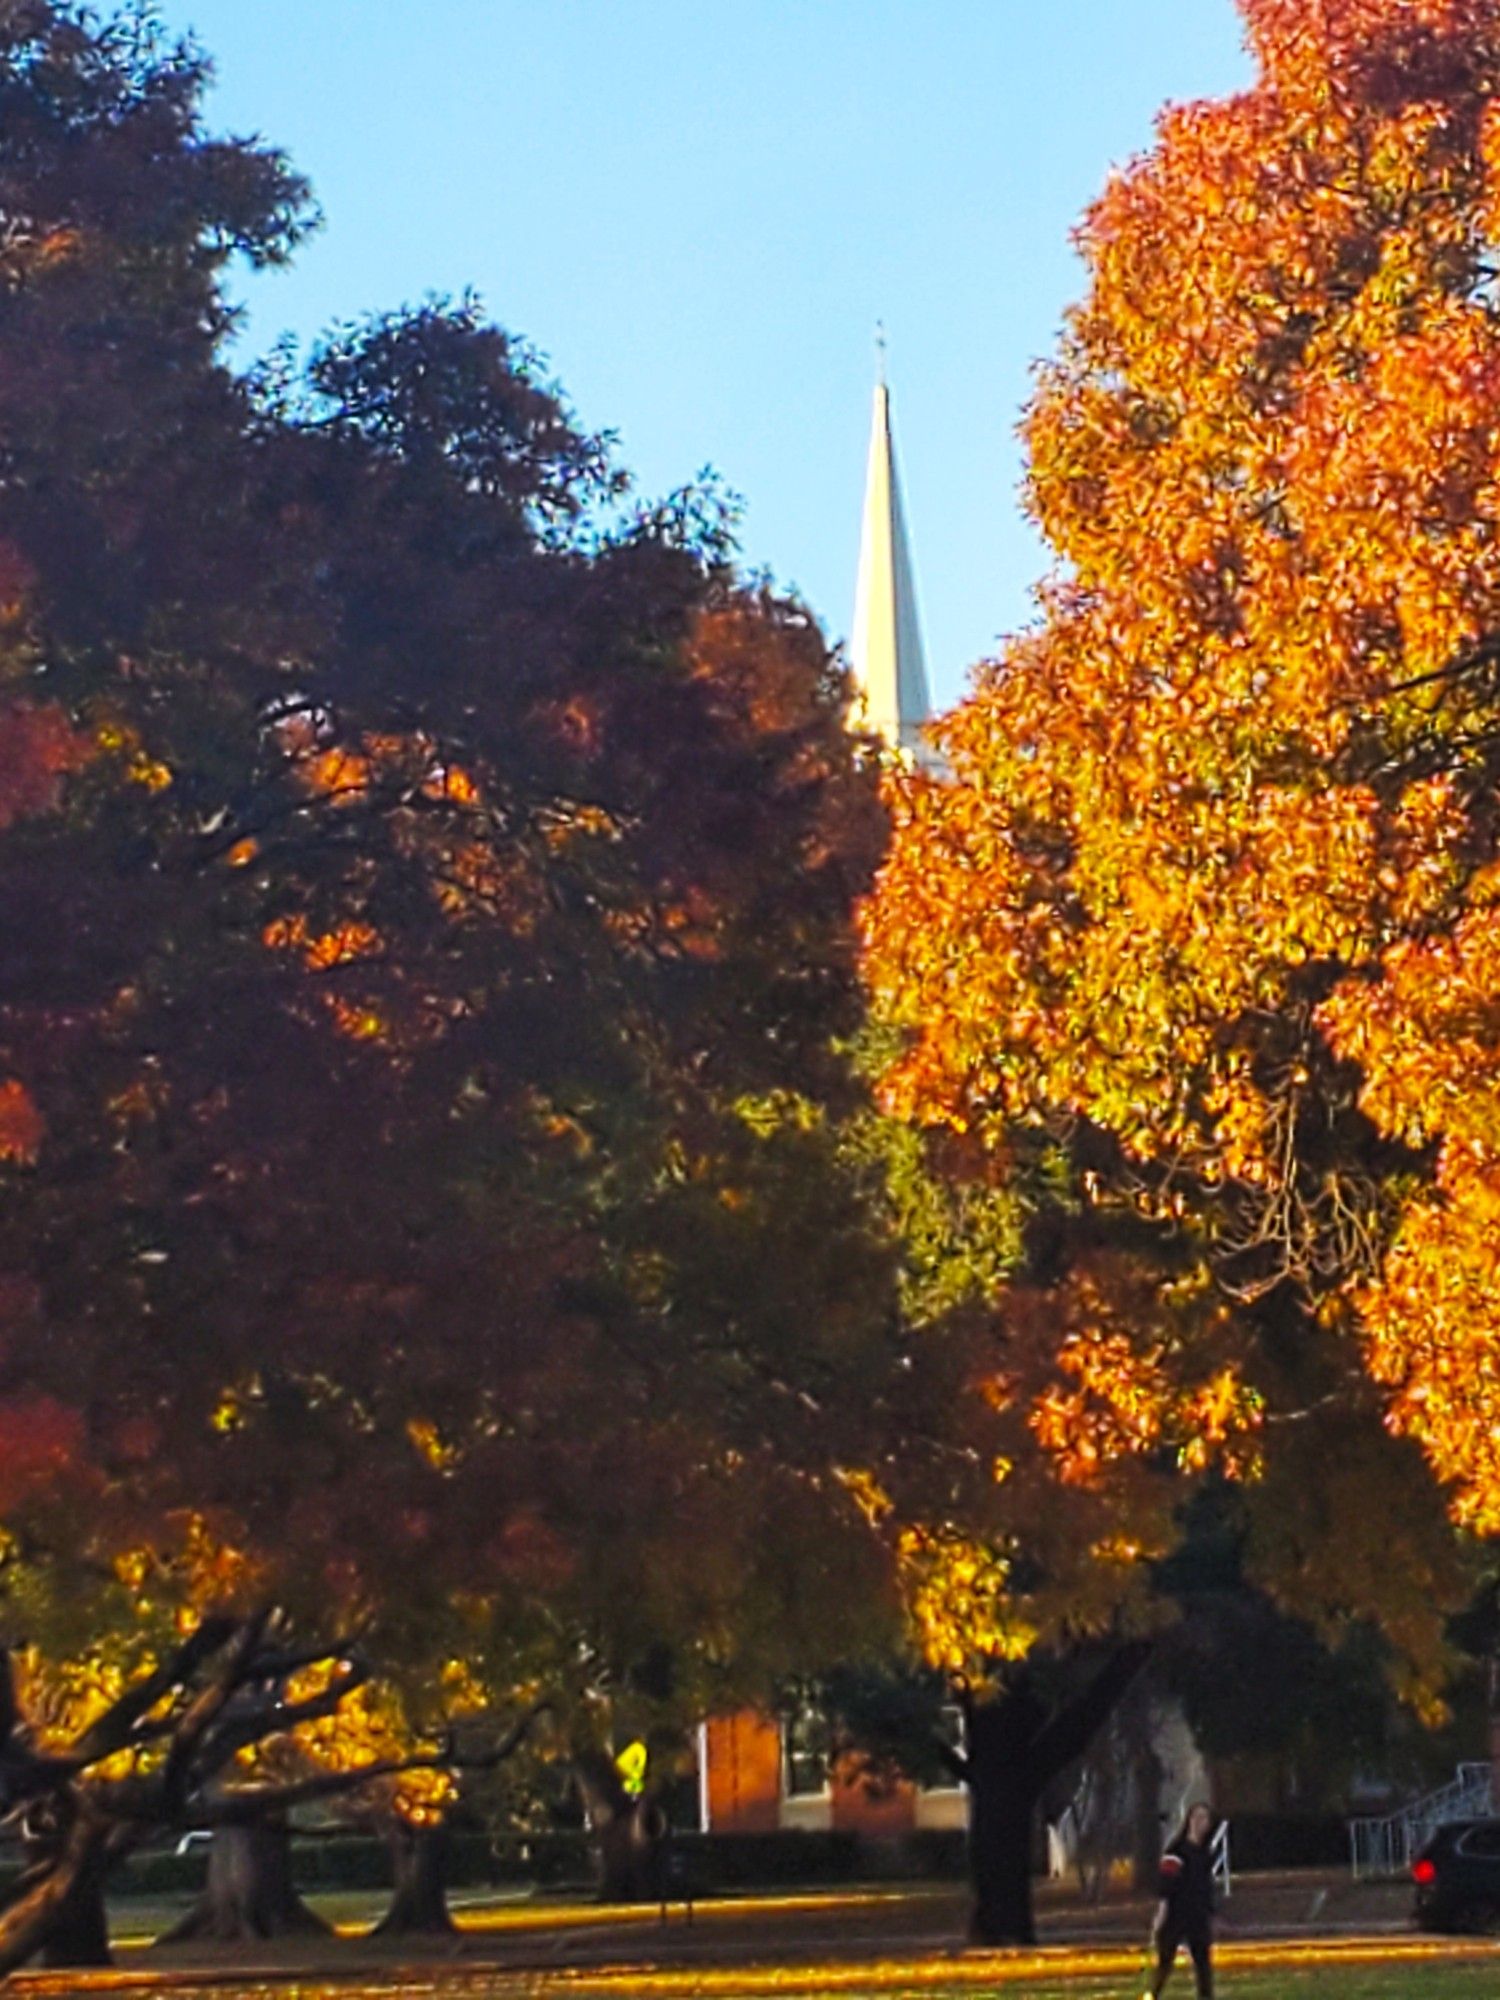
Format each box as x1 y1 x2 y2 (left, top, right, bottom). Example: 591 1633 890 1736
1413 1819 1500 1931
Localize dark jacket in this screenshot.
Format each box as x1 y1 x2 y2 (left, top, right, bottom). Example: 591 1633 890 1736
1158 1834 1216 1927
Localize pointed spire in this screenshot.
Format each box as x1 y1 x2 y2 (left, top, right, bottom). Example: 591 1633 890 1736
850 339 933 761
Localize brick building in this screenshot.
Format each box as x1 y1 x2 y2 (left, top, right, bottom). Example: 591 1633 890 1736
697 1708 966 1836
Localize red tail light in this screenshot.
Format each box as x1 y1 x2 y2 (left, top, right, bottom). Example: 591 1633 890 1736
1412 1857 1437 1886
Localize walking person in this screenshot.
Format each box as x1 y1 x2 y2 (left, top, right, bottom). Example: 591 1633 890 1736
1144 1802 1218 1998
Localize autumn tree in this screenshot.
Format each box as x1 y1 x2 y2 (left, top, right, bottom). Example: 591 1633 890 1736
0 1 903 1965
0 1601 555 1977
854 0 1500 1941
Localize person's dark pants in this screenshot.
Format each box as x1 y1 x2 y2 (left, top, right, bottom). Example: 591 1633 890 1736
1153 1919 1212 1998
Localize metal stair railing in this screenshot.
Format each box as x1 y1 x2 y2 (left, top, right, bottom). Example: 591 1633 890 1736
1211 1817 1232 1900
1348 1762 1494 1879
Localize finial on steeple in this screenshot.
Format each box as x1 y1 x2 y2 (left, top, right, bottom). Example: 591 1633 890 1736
874 320 888 386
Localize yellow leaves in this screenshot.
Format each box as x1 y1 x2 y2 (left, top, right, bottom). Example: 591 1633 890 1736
14 1645 143 1773
174 1515 265 1612
438 1656 488 1717
1338 1117 1500 1532
867 718 1389 1192
1177 1370 1265 1478
95 718 172 793
128 751 172 792
653 893 723 963
261 913 303 955
398 1776 454 1826
1366 102 1455 206
1205 1074 1269 1186
304 923 378 971
286 1671 457 1824
895 1526 1038 1677
734 1091 821 1139
210 1389 244 1434
837 1467 894 1527
407 1417 462 1473
113 1548 152 1592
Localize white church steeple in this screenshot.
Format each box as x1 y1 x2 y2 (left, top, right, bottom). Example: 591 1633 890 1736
850 336 933 759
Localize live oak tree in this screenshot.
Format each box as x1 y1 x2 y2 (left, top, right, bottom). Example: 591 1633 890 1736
855 0 1500 1942
0 1604 553 1978
0 2 904 1966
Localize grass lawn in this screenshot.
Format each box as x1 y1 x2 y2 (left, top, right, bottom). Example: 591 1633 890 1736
23 1946 1499 1999
20 1960 1500 1992
897 1969 1500 2000
11 1936 1500 2000
21 1890 1494 1999
448 1958 1500 1999
461 1943 1500 1999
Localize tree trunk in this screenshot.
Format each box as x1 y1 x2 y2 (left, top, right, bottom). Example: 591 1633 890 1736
372 1821 455 1937
1131 1734 1166 1895
159 1820 330 1944
966 1754 1040 1946
573 1753 667 1905
15 1799 114 1970
38 1836 112 1968
959 1641 1153 1948
0 1801 111 1980
594 1801 660 1902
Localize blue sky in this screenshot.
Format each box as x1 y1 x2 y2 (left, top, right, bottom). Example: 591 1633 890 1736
162 2 1254 711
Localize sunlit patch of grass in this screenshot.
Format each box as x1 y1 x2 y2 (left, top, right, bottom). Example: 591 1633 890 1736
19 1940 1500 1999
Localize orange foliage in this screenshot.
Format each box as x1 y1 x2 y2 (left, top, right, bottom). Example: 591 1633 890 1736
0 1079 43 1164
1011 1260 1263 1488
300 744 371 802
0 702 88 830
862 0 1500 1528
